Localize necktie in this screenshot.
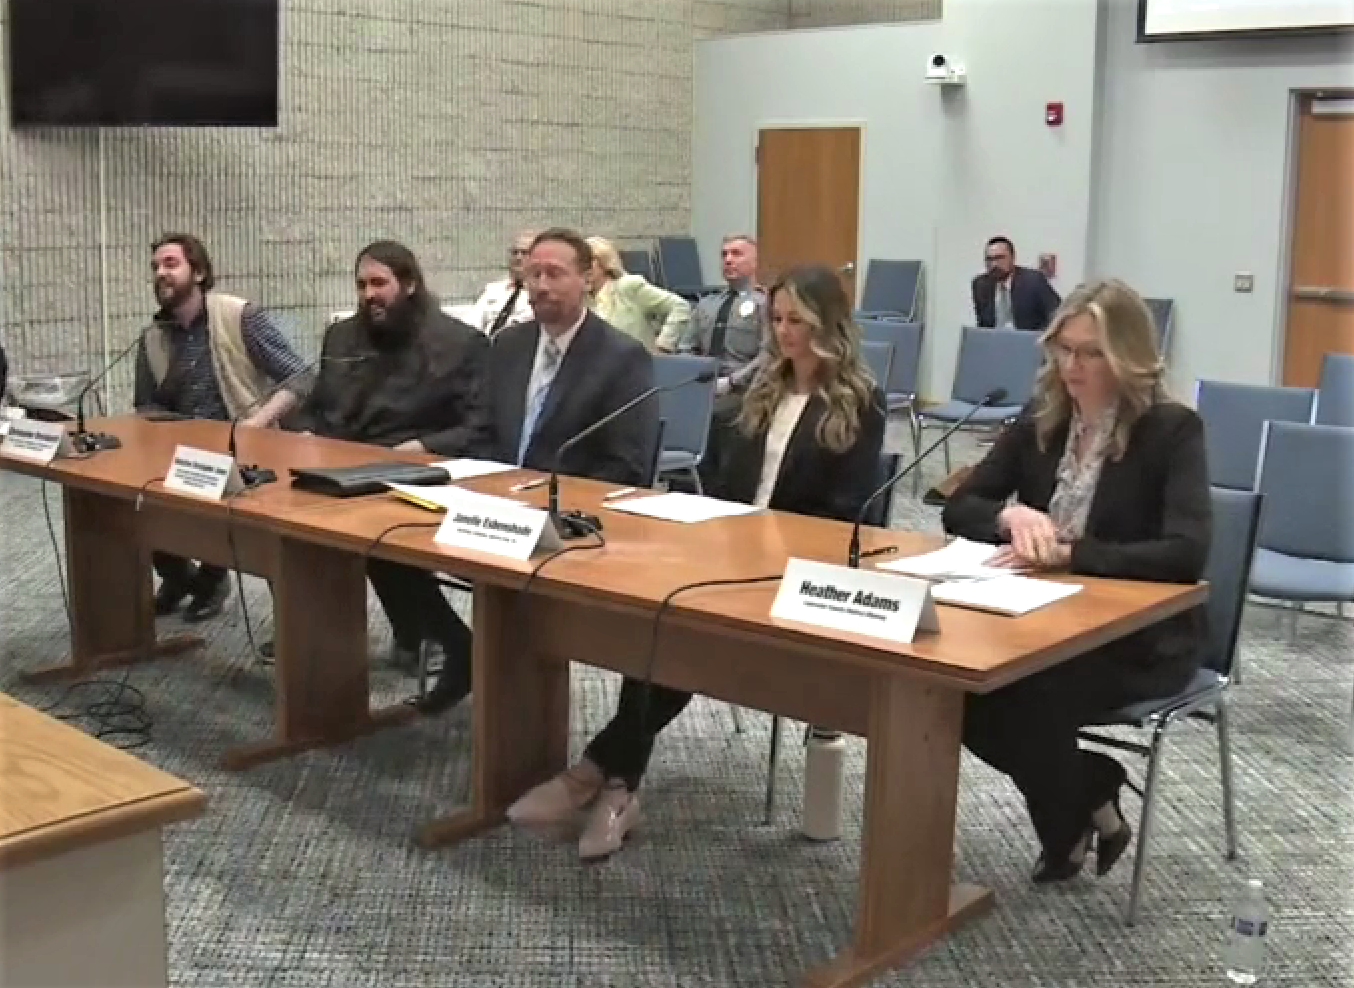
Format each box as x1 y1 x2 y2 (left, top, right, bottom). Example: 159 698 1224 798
518 337 562 465
995 282 1014 328
708 291 739 358
489 284 522 337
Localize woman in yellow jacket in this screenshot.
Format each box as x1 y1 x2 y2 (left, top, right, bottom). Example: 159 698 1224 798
585 237 690 353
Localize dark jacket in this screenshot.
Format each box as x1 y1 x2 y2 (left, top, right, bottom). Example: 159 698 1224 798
971 266 1062 331
715 387 887 523
486 311 658 486
942 400 1212 699
294 307 492 457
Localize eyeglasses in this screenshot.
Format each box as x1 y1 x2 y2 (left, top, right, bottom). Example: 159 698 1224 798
1051 342 1105 364
510 248 530 256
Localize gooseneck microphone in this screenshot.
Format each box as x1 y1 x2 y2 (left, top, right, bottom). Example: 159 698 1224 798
227 354 366 487
847 387 1009 568
548 369 716 539
71 329 149 454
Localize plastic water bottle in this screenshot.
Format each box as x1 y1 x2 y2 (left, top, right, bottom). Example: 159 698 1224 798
1224 879 1268 984
801 728 845 841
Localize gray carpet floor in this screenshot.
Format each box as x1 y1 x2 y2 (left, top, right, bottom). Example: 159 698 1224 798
2 426 1351 987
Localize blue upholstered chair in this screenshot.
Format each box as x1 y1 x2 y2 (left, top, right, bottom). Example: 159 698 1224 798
1315 352 1354 427
1195 380 1316 491
653 353 719 493
856 259 923 323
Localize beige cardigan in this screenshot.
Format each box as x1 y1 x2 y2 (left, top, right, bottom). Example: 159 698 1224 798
591 274 690 352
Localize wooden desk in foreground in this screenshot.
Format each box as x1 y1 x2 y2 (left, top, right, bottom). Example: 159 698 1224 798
0 694 206 988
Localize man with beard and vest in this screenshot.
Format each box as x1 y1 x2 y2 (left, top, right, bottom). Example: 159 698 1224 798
133 232 308 623
293 241 492 672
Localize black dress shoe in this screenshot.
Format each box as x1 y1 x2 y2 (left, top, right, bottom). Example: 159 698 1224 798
154 582 191 617
1095 798 1133 877
921 487 948 507
1032 854 1084 885
183 581 230 623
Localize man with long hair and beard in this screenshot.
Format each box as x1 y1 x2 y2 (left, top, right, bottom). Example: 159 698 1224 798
294 241 492 680
134 232 308 623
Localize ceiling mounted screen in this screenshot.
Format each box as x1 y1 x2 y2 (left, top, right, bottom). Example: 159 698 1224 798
1138 0 1354 40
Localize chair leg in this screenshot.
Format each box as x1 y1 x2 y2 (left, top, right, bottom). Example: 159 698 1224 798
689 466 704 496
764 714 782 825
729 703 745 734
1126 716 1172 926
1216 698 1239 860
416 641 431 699
941 435 952 475
908 407 923 492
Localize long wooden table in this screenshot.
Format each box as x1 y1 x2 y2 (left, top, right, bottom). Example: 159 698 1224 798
0 693 206 988
1 416 1206 988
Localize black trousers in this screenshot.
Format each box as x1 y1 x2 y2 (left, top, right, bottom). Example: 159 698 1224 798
962 648 1132 862
585 678 694 790
366 560 472 690
152 552 227 594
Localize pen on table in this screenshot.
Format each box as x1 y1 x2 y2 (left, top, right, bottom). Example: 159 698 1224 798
601 486 637 501
509 477 548 493
861 544 899 559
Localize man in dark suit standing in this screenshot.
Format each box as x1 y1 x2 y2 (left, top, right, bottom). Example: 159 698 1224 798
486 227 657 487
412 227 657 715
971 236 1062 331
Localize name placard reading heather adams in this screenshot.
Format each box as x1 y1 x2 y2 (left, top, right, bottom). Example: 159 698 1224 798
771 557 939 644
163 445 243 500
434 488 562 561
0 419 73 464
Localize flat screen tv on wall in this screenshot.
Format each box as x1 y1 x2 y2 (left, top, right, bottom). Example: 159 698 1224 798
7 0 279 127
1138 0 1354 40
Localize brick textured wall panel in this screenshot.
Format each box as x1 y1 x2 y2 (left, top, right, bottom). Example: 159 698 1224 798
790 0 940 28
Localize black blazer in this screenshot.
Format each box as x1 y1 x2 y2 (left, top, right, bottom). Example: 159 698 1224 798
487 311 657 487
942 400 1211 699
715 387 887 523
971 266 1062 331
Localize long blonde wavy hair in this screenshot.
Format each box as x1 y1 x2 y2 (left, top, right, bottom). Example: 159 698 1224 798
1033 278 1168 460
738 265 876 454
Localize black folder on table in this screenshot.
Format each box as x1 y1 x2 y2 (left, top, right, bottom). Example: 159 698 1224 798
289 461 451 497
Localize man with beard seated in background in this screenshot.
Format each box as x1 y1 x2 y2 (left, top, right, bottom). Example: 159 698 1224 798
291 241 493 675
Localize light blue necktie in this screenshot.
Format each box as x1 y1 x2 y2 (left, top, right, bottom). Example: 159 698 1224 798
518 337 562 465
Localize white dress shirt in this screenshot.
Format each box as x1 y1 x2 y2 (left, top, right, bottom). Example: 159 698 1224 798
753 392 811 508
469 278 534 335
523 309 586 417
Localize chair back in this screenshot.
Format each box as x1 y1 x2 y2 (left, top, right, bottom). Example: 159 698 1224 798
860 340 895 392
862 453 901 528
1143 297 1175 353
652 353 719 457
1200 488 1263 676
1195 380 1316 490
950 326 1042 407
655 236 706 290
857 259 923 321
619 248 655 283
1255 420 1354 563
647 418 667 488
1315 352 1354 427
859 319 922 404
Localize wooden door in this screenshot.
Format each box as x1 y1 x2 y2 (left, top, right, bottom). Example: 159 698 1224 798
1282 94 1354 387
756 127 861 301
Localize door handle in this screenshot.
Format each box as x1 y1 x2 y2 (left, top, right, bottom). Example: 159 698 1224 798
838 261 855 276
1292 286 1354 303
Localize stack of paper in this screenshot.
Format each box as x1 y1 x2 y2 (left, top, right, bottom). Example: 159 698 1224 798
605 492 762 524
427 458 517 481
877 537 1011 581
931 575 1081 616
386 483 525 513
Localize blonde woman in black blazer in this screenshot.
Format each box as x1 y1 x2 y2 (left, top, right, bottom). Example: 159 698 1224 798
943 278 1211 884
507 264 885 862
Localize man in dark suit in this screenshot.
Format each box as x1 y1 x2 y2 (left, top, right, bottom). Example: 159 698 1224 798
412 227 657 715
971 236 1062 331
486 227 657 487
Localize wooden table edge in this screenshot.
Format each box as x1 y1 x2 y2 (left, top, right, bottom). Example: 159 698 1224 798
0 786 207 872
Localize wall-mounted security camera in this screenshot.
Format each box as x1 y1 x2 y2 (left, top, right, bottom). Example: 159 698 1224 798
925 53 967 86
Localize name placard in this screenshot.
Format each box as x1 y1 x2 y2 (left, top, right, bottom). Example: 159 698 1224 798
0 419 73 464
163 445 243 500
771 557 939 644
434 488 562 561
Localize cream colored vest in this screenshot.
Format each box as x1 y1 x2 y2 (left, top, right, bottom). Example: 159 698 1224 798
143 292 270 418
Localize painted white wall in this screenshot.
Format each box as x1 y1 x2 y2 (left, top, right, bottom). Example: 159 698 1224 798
1090 0 1354 393
693 1 1101 400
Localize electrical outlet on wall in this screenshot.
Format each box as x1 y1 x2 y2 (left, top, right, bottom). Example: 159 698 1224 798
1234 272 1255 293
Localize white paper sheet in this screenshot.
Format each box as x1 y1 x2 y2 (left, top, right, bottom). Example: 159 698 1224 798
877 537 1011 581
386 483 525 512
605 491 763 524
428 458 518 481
931 575 1082 616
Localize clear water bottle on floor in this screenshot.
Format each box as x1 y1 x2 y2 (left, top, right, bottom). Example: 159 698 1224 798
1224 879 1269 984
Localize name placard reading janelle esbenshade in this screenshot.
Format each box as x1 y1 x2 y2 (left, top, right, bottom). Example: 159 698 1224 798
434 488 562 561
0 419 73 464
163 445 243 501
770 557 940 644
